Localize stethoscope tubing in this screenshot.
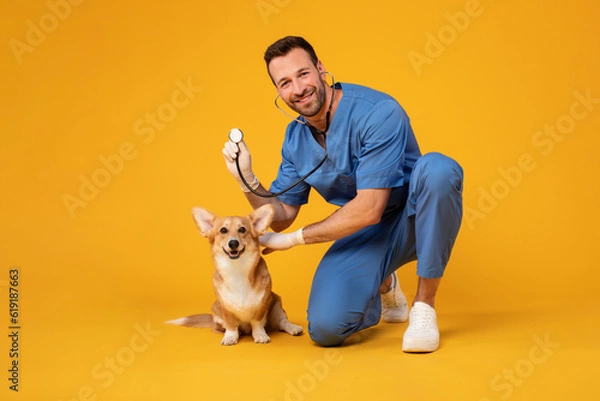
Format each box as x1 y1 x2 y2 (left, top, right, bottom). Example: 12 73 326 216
232 130 328 198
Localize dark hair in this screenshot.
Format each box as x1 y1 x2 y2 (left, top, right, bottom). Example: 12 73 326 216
264 36 319 79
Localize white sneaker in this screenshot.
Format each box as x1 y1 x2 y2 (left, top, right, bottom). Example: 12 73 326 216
402 302 439 352
381 272 408 323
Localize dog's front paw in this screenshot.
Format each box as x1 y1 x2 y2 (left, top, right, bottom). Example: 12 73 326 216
221 337 239 346
288 324 304 336
253 332 271 344
221 331 239 346
282 322 304 336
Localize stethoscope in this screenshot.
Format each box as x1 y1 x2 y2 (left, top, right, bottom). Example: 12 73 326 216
229 72 336 198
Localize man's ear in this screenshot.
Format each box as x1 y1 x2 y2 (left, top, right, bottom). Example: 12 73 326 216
317 60 326 74
249 204 275 236
192 207 217 237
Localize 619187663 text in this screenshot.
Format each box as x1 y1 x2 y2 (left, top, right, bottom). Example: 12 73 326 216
8 268 20 392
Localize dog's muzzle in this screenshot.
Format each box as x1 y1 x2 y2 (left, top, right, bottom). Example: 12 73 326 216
223 239 245 260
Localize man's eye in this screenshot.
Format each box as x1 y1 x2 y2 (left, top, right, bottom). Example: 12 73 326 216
220 227 228 234
238 227 246 233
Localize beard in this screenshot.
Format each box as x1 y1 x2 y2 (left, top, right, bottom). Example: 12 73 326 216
284 78 328 118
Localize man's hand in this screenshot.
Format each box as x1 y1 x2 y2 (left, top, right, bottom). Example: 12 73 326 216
222 139 259 192
260 229 305 254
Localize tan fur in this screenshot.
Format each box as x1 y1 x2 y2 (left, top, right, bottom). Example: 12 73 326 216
166 204 303 345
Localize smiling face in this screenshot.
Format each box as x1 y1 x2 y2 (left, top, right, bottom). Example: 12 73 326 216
213 216 252 260
268 47 328 118
192 205 275 261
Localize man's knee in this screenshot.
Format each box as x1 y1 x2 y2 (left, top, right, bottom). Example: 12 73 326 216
307 317 347 347
415 152 463 195
307 304 381 347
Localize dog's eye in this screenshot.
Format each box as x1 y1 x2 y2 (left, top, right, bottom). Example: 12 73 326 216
238 227 246 233
220 227 228 234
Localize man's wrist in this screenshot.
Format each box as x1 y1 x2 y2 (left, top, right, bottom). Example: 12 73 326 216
294 228 305 245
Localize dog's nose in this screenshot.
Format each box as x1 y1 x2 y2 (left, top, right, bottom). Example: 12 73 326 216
228 239 239 250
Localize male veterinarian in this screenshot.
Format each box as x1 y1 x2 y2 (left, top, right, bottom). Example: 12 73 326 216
221 36 463 352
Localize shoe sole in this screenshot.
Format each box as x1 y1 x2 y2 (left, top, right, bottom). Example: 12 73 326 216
402 339 439 353
382 314 408 323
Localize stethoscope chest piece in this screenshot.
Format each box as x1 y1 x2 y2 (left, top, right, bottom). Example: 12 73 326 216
228 128 244 144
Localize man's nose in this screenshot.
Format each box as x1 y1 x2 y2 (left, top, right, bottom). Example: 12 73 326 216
291 79 305 96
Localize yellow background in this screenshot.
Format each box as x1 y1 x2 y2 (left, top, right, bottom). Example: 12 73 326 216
1 0 599 400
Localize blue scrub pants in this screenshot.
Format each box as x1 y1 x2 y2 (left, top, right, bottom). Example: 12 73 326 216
307 152 464 346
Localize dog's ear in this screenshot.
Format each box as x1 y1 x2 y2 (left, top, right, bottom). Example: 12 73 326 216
249 204 274 236
192 207 217 237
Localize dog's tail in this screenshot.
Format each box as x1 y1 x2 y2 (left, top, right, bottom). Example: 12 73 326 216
165 314 215 328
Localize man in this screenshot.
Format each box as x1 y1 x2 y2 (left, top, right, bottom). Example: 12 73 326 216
222 36 463 352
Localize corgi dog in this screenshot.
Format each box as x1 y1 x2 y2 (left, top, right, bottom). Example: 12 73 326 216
167 204 303 345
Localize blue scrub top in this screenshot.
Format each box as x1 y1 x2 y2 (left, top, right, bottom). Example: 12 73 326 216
269 83 422 211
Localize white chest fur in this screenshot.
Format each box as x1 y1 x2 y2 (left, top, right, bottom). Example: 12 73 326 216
214 256 267 322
